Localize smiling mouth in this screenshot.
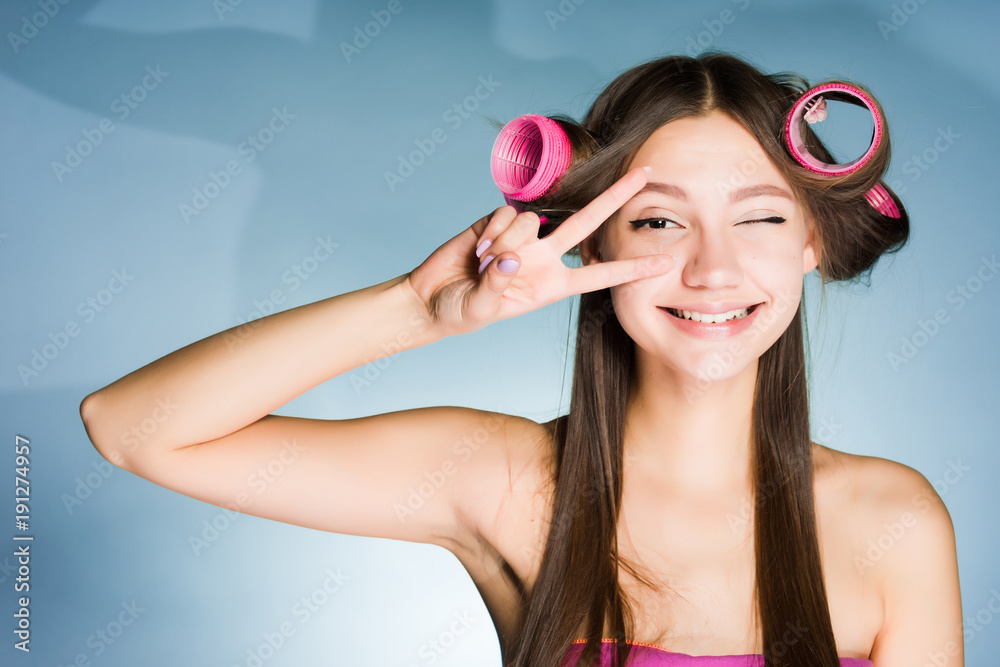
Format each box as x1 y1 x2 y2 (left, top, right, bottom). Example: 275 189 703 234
661 304 761 324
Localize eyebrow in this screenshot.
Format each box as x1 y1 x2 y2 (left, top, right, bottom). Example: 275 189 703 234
634 182 794 203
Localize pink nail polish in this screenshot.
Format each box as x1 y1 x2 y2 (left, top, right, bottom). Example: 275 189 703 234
476 238 492 258
497 258 519 274
478 253 495 274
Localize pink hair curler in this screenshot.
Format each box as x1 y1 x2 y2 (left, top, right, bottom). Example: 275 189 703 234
490 114 573 225
864 183 901 218
784 82 901 218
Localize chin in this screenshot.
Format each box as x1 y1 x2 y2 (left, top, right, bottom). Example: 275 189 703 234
653 315 776 377
684 348 756 384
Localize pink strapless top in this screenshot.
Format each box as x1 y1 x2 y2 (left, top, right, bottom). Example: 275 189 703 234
562 639 874 666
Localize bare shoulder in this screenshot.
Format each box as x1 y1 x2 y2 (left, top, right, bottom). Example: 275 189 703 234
812 442 954 529
813 443 963 663
813 443 964 613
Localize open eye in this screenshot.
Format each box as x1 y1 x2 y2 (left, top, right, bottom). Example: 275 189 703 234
628 218 681 230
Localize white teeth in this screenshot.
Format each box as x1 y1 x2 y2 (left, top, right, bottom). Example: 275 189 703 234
668 306 752 323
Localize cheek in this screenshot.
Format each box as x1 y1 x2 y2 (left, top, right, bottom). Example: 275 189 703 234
741 249 806 319
609 282 645 310
751 255 805 327
745 239 803 277
609 282 661 335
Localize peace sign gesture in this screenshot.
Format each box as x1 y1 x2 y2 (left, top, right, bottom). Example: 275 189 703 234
404 166 674 337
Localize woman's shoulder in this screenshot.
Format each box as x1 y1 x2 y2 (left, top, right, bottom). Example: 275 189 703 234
812 443 963 659
812 441 949 515
812 441 956 569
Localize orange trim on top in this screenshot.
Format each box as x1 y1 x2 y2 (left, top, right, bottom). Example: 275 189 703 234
569 638 675 653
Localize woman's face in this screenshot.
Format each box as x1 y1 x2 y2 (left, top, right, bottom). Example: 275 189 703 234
583 111 819 384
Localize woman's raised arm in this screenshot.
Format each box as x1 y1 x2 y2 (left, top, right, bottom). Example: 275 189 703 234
80 272 439 461
77 272 524 550
78 168 670 550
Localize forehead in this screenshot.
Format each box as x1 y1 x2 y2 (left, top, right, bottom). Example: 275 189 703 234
628 111 781 180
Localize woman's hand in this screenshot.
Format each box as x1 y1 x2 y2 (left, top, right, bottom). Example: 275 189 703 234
405 166 674 337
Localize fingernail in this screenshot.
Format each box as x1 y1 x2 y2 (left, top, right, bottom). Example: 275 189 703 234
642 166 652 174
476 238 492 258
478 253 495 274
497 258 519 274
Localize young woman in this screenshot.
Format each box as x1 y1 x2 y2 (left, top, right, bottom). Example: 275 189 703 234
79 52 963 667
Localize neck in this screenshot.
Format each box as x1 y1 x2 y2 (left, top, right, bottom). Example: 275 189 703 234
624 347 758 499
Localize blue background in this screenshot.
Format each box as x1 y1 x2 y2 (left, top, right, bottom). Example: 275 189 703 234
1 0 997 665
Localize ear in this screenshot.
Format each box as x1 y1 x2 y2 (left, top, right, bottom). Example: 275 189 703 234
579 233 603 267
803 216 820 275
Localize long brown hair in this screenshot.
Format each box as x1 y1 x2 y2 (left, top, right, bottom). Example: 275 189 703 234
499 52 909 667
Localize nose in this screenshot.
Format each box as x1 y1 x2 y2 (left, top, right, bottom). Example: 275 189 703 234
680 227 744 290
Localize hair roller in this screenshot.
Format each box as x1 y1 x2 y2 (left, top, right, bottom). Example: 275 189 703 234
490 114 599 225
492 114 572 203
784 82 901 219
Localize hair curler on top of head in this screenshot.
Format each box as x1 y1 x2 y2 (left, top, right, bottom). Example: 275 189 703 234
784 82 901 219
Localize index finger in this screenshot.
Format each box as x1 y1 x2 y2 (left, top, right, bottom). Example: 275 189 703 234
544 166 649 256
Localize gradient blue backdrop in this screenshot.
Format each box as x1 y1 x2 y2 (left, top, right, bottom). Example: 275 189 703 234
1 0 997 665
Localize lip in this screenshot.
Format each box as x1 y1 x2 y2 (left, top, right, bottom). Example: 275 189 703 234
658 303 763 340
